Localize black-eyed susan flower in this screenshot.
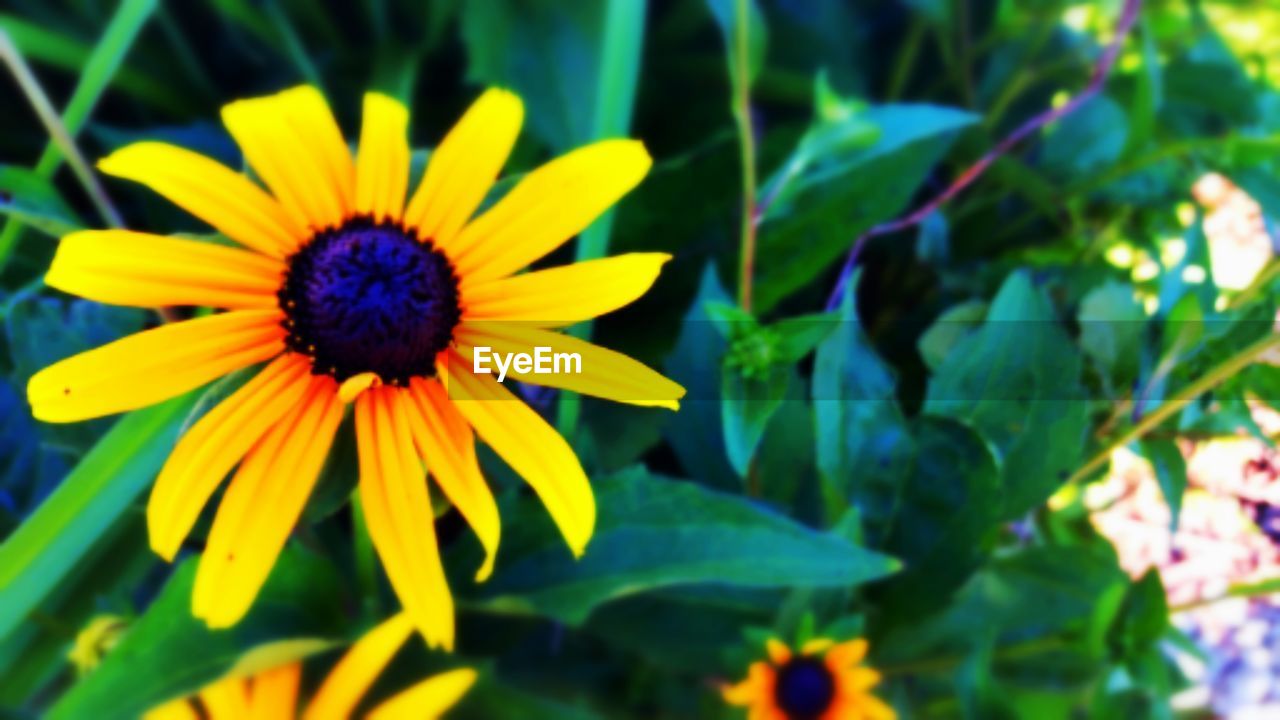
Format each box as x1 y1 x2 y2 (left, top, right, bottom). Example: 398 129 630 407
28 86 685 647
144 612 474 720
722 637 895 720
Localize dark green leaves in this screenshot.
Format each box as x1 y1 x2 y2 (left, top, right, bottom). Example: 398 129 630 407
0 166 83 239
711 304 835 476
459 467 898 624
874 418 1002 617
812 273 909 528
1079 281 1145 392
0 393 195 643
925 271 1088 520
1040 95 1129 180
48 549 345 719
459 0 604 151
755 103 977 310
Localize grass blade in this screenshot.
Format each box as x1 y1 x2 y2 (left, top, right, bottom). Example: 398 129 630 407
0 393 197 644
556 0 647 438
0 0 157 270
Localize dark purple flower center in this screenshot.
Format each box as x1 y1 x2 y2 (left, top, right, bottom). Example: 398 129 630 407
774 657 836 720
279 216 460 384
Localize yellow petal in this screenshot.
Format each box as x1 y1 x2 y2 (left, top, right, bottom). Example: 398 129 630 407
27 308 285 423
198 675 251 720
721 662 774 706
47 230 284 309
302 613 414 720
365 667 477 720
355 93 411 222
222 86 353 232
766 638 792 664
356 389 455 649
441 351 594 556
406 378 500 581
247 662 302 720
461 253 671 327
857 693 898 720
193 379 342 628
801 637 835 655
142 698 200 720
98 141 305 257
455 324 684 410
338 371 379 403
827 638 869 668
450 139 651 283
837 666 882 692
147 354 312 561
404 88 523 248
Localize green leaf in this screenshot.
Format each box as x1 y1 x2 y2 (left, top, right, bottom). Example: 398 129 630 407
0 166 83 239
770 313 837 363
1106 569 1168 663
662 266 737 488
925 271 1088 519
458 675 603 720
1079 282 1145 392
720 363 789 477
917 300 986 372
1039 95 1129 179
1137 439 1186 532
755 103 977 310
880 545 1127 664
0 378 65 524
812 273 910 530
0 393 197 644
48 548 345 719
873 417 1002 618
458 467 898 624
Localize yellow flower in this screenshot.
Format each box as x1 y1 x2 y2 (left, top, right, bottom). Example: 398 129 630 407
722 637 895 720
145 613 474 720
28 86 685 647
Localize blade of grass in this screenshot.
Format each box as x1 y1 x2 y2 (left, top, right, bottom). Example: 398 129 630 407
32 0 158 177
556 0 647 439
0 13 176 111
0 393 198 645
263 0 322 89
1065 330 1280 487
0 28 121 229
0 0 153 269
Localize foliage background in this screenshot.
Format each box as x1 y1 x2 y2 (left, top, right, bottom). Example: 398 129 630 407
3 0 1280 717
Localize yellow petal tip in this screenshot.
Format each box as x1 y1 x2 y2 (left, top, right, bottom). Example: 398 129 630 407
339 372 380 403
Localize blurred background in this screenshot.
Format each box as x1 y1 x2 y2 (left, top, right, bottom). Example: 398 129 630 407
5 0 1280 718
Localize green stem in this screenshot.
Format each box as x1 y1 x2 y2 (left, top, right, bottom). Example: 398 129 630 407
732 0 758 312
1065 330 1280 487
1172 576 1280 613
0 28 121 229
263 0 322 89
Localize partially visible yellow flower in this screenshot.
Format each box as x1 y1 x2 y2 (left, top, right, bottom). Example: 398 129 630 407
28 84 685 647
722 637 895 720
67 614 127 675
144 613 474 720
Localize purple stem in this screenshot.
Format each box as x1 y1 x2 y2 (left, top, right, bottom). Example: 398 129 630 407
825 0 1144 310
